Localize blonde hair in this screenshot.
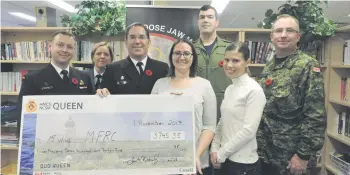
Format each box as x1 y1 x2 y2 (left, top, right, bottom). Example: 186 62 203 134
272 14 300 32
90 42 114 63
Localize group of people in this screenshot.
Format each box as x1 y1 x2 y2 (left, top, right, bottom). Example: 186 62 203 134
17 4 327 175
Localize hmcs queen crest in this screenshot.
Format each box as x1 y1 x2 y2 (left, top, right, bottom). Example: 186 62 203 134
25 100 37 112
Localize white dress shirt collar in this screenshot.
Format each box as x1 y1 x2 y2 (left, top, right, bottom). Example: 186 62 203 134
94 67 104 77
130 56 148 72
51 62 69 78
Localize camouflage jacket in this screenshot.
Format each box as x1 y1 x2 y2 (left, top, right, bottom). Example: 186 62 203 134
257 50 327 172
193 36 232 120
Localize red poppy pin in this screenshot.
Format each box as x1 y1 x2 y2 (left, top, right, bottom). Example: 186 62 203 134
72 78 78 85
265 78 272 86
218 60 224 67
145 70 153 76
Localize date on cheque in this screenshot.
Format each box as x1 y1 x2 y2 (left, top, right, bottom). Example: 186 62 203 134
151 131 185 141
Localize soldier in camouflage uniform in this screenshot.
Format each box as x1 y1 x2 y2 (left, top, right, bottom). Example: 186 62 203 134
257 14 327 175
193 5 232 123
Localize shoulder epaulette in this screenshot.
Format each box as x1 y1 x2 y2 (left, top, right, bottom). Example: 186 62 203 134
222 39 232 43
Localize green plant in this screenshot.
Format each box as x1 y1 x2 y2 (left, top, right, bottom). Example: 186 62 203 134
61 0 126 37
258 0 337 53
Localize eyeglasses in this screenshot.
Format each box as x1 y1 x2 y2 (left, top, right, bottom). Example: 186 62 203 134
128 35 147 41
273 28 299 35
172 51 193 59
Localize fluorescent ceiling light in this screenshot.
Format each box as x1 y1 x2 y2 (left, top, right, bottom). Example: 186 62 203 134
211 0 229 14
46 0 77 13
9 12 36 22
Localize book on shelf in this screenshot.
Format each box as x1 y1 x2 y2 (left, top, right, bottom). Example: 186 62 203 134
337 112 350 138
340 78 350 101
1 121 18 147
344 40 350 65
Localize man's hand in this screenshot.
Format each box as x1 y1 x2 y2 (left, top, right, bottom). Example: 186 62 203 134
96 88 110 97
210 152 221 169
287 154 308 175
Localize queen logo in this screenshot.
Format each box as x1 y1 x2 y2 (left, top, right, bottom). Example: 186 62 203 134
26 100 37 112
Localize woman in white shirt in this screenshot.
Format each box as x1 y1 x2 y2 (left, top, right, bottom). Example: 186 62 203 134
210 42 266 175
151 39 217 175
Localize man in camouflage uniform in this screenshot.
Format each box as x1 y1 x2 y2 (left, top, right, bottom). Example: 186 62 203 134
193 5 232 123
257 14 327 175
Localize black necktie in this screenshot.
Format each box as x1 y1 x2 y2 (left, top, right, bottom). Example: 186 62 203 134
60 70 69 84
95 74 102 90
136 62 144 75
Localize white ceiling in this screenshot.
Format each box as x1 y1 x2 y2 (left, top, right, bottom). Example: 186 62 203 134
1 0 349 28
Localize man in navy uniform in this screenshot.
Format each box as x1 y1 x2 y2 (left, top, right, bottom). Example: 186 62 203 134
97 22 168 95
17 31 93 133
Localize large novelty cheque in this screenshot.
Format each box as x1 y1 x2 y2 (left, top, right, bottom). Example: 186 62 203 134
18 95 196 175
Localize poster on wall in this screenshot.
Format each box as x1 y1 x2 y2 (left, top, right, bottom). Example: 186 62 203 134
126 6 200 64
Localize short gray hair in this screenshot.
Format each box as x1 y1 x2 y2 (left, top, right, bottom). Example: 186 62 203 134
272 14 300 32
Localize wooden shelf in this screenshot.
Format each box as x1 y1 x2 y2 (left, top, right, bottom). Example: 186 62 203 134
1 27 70 33
1 163 17 175
248 64 265 67
331 64 350 69
0 60 92 65
329 98 350 107
0 60 49 64
71 61 92 64
1 145 18 150
327 132 350 146
336 25 350 33
217 28 240 34
1 92 19 96
325 163 341 175
240 28 271 33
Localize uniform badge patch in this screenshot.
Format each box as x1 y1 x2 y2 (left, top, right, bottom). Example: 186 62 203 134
312 67 320 72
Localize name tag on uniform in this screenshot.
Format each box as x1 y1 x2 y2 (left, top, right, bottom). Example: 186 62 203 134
41 82 53 90
79 86 88 89
41 86 53 90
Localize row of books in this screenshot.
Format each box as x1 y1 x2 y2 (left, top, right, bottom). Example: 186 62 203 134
0 40 126 62
1 121 18 148
244 41 274 64
0 72 23 92
1 41 53 61
242 41 327 64
343 40 350 65
337 112 350 138
0 67 90 92
341 78 350 101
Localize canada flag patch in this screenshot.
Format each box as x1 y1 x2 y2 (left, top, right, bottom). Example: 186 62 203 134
312 67 320 72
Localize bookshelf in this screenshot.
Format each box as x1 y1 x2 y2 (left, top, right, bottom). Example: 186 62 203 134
0 26 329 174
323 26 350 175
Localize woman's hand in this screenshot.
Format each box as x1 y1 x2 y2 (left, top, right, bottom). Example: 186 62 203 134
210 152 221 169
185 156 202 175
